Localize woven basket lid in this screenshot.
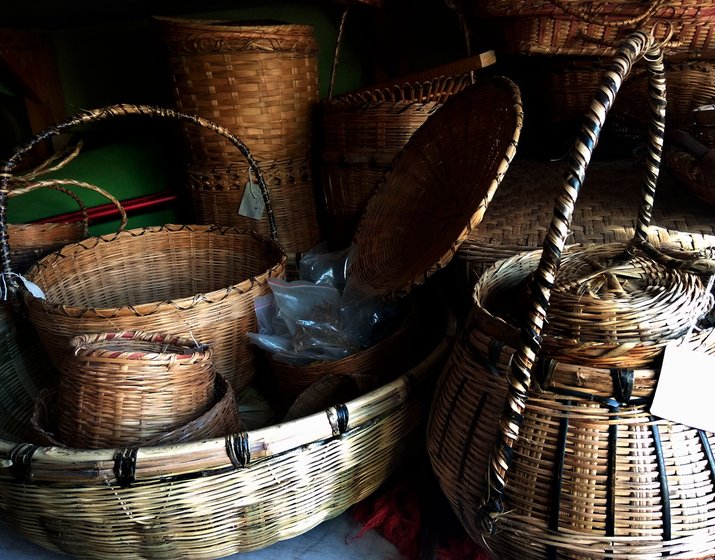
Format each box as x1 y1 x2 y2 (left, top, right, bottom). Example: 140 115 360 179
347 76 523 300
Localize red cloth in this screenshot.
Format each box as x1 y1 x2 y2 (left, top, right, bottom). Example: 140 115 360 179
349 464 489 560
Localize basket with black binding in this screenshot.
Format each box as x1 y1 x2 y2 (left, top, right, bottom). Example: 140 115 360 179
428 30 715 559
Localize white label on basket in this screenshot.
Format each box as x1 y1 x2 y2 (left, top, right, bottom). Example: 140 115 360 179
650 343 715 432
237 180 265 220
19 276 45 300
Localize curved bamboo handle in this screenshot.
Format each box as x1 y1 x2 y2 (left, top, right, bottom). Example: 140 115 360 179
549 0 666 27
0 104 275 277
476 29 667 535
10 179 129 232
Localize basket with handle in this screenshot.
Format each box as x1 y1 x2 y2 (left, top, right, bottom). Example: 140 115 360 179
318 72 477 249
0 104 287 394
8 177 127 274
427 30 715 559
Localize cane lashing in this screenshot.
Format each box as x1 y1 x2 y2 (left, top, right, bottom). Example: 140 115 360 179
476 30 667 534
0 104 276 278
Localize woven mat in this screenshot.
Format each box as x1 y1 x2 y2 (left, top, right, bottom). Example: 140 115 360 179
459 157 715 271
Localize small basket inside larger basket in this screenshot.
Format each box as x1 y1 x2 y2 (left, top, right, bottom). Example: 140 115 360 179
0 104 287 394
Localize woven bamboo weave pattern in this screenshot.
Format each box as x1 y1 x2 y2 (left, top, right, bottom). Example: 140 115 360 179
0 304 456 558
154 17 322 254
468 0 715 56
348 77 523 300
429 30 715 559
319 73 474 248
56 331 217 448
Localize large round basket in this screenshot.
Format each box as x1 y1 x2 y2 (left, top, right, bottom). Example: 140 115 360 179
0 104 287 394
428 31 715 559
0 298 456 558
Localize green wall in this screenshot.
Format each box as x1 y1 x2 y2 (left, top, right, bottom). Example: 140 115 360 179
4 1 467 237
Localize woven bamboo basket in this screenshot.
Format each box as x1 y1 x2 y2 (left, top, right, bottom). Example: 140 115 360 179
525 56 715 128
468 0 715 56
32 370 242 448
0 104 287 394
318 73 476 248
57 331 219 448
153 16 321 255
428 30 715 558
0 297 456 558
346 76 524 300
8 178 127 274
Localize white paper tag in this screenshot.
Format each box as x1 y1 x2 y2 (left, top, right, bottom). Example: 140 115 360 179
650 343 715 432
237 180 265 220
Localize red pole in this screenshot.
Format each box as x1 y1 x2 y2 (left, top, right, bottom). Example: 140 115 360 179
32 191 178 224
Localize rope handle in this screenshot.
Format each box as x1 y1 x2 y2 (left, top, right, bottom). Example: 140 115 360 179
549 0 666 27
9 179 129 233
0 104 275 278
476 29 668 535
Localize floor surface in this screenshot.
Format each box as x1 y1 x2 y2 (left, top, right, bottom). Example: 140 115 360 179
0 510 402 559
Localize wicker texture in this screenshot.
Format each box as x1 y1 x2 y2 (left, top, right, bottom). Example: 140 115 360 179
0 104 287 393
458 159 715 275
153 17 321 254
57 331 217 448
32 372 241 448
24 224 285 394
319 73 475 247
0 302 456 559
429 30 715 558
469 0 715 56
348 76 523 300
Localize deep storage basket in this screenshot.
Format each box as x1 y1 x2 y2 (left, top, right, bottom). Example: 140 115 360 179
428 30 715 558
0 104 287 394
153 16 321 254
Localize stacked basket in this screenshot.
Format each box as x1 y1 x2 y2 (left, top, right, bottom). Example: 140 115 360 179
0 75 524 558
153 16 322 256
428 30 715 559
465 0 715 148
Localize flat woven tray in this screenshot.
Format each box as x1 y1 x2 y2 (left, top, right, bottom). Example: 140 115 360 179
458 157 715 274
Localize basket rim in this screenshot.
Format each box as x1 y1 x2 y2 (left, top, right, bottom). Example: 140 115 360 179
152 15 317 36
0 308 457 483
23 224 287 318
348 76 524 300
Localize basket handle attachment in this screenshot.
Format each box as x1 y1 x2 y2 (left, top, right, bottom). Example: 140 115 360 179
475 29 670 535
549 0 667 27
9 179 129 234
0 103 275 279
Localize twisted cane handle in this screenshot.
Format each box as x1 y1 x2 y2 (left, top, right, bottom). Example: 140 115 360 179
476 29 667 535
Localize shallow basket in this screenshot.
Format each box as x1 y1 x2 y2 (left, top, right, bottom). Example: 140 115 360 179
428 31 715 559
0 300 456 559
0 104 288 394
8 178 127 274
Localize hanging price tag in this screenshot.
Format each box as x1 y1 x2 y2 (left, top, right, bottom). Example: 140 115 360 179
650 342 715 432
237 180 265 220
